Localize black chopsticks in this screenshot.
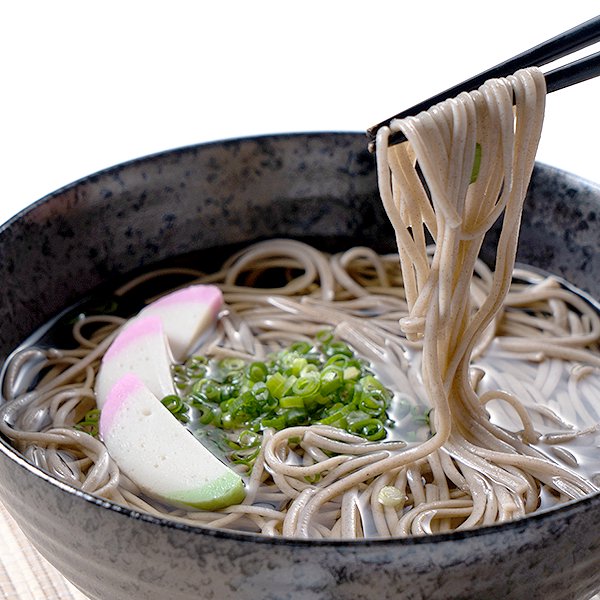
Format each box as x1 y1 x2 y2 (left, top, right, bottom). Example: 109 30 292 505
367 16 600 149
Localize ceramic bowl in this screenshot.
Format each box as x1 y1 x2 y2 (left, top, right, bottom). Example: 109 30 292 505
0 133 598 600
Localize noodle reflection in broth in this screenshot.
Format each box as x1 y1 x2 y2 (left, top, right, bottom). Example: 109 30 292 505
1 67 599 539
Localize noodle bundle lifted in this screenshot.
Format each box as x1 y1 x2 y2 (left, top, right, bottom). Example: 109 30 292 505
372 66 597 532
1 67 599 539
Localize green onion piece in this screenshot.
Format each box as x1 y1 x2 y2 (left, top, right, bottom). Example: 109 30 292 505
414 408 432 426
315 329 333 344
247 361 268 382
300 363 319 377
325 354 350 368
289 341 312 355
292 376 320 398
360 374 388 393
185 356 208 378
378 485 406 507
221 357 246 372
325 341 353 357
251 381 270 404
319 365 343 394
290 357 308 376
193 379 222 403
161 395 189 423
343 366 361 380
161 394 185 412
470 142 482 184
261 414 287 429
75 408 101 437
266 372 287 398
282 407 308 426
85 408 101 421
279 395 305 409
237 429 260 448
317 403 351 426
230 446 261 466
357 390 388 414
348 417 386 441
282 375 297 396
196 404 216 425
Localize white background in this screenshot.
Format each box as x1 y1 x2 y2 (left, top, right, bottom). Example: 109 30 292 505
1 2 600 225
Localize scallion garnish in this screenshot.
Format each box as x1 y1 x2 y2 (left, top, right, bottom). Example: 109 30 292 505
470 142 482 184
75 408 101 437
161 395 190 423
175 331 392 440
170 330 397 469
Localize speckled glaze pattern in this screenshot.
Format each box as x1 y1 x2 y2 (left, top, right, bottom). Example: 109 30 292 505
0 133 598 600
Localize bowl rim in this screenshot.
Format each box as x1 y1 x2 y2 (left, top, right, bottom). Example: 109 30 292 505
0 131 598 548
0 130 367 233
2 436 598 547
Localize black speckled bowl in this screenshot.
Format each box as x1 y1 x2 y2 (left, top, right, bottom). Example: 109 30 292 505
0 133 599 600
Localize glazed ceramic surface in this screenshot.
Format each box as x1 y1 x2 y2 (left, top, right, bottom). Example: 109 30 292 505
0 133 598 600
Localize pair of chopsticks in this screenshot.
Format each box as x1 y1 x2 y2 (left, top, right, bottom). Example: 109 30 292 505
367 16 600 150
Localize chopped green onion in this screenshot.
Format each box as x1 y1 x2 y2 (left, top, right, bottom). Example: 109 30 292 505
282 407 308 426
315 329 333 344
221 357 246 372
247 361 268 382
470 142 482 184
347 413 386 440
237 429 260 448
171 331 398 469
378 485 406 507
292 376 320 398
289 341 312 355
75 408 101 437
325 341 353 357
279 395 305 409
319 365 343 394
343 366 361 380
192 379 222 403
161 395 189 423
300 363 319 377
325 354 350 368
261 414 287 429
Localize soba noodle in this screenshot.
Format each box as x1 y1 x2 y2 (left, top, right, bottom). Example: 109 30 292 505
1 67 599 538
